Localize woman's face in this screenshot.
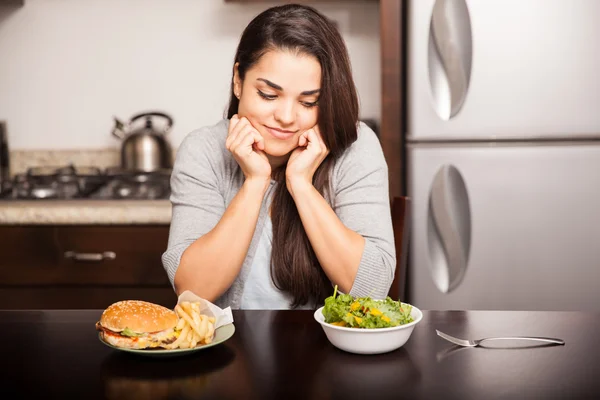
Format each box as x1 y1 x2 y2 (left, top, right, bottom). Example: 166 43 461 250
234 49 321 165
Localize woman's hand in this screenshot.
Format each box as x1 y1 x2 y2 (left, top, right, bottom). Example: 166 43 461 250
226 115 271 184
285 125 329 196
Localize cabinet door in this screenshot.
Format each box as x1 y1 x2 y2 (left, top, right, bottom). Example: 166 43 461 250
0 224 177 310
0 225 171 286
56 225 171 285
0 226 61 283
407 143 600 311
407 0 600 139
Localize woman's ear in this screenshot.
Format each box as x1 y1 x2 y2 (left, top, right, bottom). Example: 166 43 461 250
233 63 242 99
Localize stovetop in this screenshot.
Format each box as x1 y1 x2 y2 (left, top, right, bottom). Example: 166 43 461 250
0 164 171 200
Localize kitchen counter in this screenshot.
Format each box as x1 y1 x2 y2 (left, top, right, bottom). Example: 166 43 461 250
0 200 172 225
1 309 597 399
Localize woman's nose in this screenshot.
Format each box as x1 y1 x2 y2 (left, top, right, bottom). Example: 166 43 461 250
274 100 295 125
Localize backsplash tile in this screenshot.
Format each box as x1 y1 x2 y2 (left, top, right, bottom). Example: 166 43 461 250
9 148 179 176
9 149 119 176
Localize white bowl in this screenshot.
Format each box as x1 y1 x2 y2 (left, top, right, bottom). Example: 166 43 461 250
314 304 423 355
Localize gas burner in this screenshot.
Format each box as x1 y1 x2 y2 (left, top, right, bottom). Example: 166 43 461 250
12 164 106 200
92 169 171 200
5 164 171 200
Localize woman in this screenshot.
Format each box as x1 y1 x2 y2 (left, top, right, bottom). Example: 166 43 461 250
162 4 395 310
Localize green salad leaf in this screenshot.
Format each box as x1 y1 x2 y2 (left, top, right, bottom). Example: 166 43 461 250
322 286 414 329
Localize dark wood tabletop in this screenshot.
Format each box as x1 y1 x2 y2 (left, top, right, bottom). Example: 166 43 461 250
1 309 598 399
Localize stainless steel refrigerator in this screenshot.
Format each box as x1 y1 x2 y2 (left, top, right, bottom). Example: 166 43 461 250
406 0 600 311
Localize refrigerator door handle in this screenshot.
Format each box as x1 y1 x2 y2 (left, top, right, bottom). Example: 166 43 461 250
428 165 471 293
428 0 472 120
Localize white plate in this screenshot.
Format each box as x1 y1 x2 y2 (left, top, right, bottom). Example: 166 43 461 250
98 323 235 358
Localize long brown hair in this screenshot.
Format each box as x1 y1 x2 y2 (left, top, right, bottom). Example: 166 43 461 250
226 4 359 307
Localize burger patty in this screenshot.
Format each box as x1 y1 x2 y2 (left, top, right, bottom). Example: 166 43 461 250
96 322 178 348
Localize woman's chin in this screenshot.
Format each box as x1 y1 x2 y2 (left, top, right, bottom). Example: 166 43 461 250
264 142 295 158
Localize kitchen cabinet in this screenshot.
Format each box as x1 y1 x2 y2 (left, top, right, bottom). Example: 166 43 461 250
0 225 177 310
379 0 405 197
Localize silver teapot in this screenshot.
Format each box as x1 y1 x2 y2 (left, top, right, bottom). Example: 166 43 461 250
112 112 173 172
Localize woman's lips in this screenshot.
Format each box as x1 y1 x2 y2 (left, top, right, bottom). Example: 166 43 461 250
265 126 296 140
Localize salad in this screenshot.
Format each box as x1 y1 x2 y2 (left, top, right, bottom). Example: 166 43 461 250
322 286 414 329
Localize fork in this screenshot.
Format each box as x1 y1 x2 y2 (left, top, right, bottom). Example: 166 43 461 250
436 330 565 347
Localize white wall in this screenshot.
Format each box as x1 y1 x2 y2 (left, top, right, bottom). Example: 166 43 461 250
0 0 380 150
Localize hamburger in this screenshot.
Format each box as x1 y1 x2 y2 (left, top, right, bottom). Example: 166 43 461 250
96 300 180 349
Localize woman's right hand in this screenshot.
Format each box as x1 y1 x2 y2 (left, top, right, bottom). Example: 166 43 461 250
226 115 271 183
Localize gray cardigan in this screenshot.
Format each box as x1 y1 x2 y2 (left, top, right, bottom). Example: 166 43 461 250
161 119 396 309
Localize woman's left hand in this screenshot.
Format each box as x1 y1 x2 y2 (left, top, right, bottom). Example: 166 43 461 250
285 125 329 196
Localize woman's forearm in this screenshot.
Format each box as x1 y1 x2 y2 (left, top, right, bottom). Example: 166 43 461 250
173 178 270 301
289 182 365 293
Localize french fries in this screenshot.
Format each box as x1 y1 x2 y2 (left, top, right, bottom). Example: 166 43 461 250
167 301 216 349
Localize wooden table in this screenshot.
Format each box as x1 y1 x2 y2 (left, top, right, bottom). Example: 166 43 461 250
1 309 598 399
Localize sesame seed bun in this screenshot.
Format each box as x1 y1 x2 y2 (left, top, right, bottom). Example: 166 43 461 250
99 300 178 334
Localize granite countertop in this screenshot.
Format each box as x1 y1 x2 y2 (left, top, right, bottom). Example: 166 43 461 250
0 200 172 225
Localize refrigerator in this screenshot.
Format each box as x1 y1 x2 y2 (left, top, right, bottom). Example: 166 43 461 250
406 0 600 311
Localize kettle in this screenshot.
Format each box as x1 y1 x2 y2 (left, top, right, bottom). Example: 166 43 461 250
112 112 174 172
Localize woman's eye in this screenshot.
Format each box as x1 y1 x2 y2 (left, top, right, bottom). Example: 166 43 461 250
257 90 277 100
301 101 318 108
257 90 318 108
